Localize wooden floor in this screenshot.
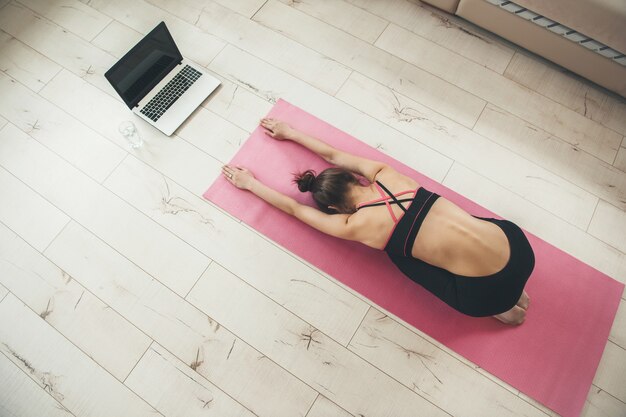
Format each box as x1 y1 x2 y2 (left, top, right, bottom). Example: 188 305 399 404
0 0 625 416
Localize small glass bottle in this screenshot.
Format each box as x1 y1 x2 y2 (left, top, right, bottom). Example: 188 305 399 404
118 121 143 149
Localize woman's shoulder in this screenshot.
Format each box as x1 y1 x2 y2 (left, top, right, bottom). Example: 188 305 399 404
373 166 420 189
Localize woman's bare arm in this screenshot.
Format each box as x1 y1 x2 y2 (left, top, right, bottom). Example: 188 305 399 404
260 118 388 182
221 165 358 240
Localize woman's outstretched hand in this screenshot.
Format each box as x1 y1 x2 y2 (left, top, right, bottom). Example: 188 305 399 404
222 165 256 190
260 118 293 140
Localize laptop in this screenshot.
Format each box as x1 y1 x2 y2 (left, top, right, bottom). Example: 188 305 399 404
105 21 220 136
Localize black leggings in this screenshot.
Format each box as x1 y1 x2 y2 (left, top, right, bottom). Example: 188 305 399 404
387 217 535 317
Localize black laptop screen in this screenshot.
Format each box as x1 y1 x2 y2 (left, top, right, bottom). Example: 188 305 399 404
105 22 183 109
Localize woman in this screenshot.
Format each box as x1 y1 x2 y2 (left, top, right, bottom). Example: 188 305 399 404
222 118 535 325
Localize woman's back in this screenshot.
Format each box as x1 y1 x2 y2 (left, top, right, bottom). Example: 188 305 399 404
232 117 533 322
353 167 510 277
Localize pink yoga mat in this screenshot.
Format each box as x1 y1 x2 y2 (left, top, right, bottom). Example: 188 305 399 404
204 99 624 417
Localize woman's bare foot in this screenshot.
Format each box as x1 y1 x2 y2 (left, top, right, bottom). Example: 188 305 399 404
516 290 530 310
493 305 526 325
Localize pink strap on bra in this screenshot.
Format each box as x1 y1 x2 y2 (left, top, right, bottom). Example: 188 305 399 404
374 182 398 222
356 190 415 208
356 184 416 224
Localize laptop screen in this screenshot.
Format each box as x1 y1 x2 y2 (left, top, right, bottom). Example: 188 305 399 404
105 22 183 109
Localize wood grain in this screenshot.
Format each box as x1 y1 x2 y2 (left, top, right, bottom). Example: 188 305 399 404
0 0 623 414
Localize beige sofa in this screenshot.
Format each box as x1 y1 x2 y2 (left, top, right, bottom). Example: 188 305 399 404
421 0 626 98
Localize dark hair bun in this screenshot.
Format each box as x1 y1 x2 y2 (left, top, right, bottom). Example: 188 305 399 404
295 170 316 192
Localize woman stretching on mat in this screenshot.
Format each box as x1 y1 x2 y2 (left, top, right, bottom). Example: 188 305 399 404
221 118 535 325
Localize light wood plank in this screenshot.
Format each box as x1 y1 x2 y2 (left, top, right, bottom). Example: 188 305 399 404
0 30 61 92
0 123 210 296
0 1 118 96
474 104 626 211
0 166 69 251
588 200 626 252
201 78 274 133
75 0 226 68
336 72 598 229
92 0 351 95
91 19 143 58
176 106 249 163
442 162 626 285
593 342 626 403
276 0 388 44
349 308 547 417
125 343 257 417
193 0 350 94
0 352 75 417
150 0 265 19
306 395 352 417
581 386 626 417
192 0 353 94
0 221 152 380
0 293 160 417
615 142 626 173
40 69 224 195
103 154 368 345
251 0 485 128
187 262 450 417
609 300 626 349
209 45 452 182
18 0 112 41
504 51 626 137
346 0 516 74
210 0 266 18
0 72 126 183
0 282 7 302
375 23 623 164
44 221 317 417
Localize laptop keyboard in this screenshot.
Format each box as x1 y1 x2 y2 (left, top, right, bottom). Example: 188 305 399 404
139 65 203 123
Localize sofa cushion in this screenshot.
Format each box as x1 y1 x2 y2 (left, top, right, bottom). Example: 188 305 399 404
456 0 626 97
418 0 461 14
514 0 626 53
